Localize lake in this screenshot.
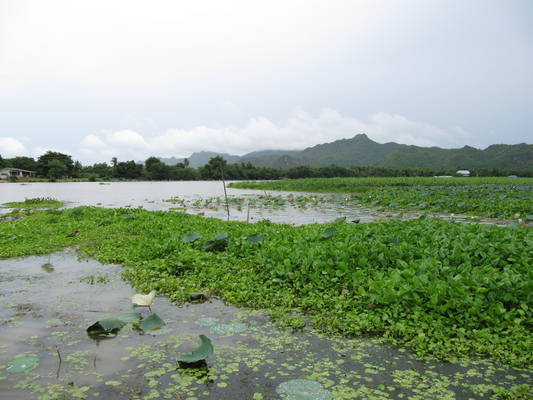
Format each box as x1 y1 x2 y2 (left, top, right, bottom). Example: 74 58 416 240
0 181 395 225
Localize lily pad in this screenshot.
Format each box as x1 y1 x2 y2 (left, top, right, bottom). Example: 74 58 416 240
87 318 127 337
202 233 228 251
139 313 166 331
195 317 220 327
177 335 214 365
182 233 202 243
246 234 263 243
210 322 248 335
145 327 173 336
276 379 331 400
116 312 142 323
319 227 336 240
7 356 39 374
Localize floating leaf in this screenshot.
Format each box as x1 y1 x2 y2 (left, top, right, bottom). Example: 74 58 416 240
182 233 202 243
177 335 214 364
276 379 332 400
7 356 39 374
139 313 166 331
246 234 263 243
116 313 142 323
210 322 248 335
132 290 156 307
195 317 220 327
87 318 127 337
202 233 228 251
319 227 336 240
145 327 172 336
333 216 346 224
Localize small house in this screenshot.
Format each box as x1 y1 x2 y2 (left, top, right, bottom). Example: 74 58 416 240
0 168 35 180
456 170 470 177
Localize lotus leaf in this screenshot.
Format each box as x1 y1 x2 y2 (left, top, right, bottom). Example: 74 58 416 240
276 379 331 400
177 335 214 363
87 318 127 336
139 313 166 331
246 234 263 243
116 312 142 323
182 233 202 243
7 356 39 374
210 322 248 335
195 317 220 327
319 227 336 240
202 233 228 251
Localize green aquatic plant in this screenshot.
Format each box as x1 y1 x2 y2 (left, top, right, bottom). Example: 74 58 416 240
139 313 166 332
87 318 127 338
202 233 228 251
177 335 214 366
2 197 64 210
276 379 332 400
1 206 532 366
182 233 202 243
6 355 39 373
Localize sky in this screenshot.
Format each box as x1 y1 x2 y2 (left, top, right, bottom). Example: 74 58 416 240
0 0 532 164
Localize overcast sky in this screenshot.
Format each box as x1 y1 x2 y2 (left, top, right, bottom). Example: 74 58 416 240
0 0 532 163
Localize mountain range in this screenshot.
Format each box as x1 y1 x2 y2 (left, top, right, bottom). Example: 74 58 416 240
160 134 533 170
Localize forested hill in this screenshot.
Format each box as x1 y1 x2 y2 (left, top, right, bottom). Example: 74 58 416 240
161 134 533 170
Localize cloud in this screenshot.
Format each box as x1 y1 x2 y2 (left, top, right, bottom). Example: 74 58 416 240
106 130 148 150
81 134 107 149
0 137 28 157
79 109 472 163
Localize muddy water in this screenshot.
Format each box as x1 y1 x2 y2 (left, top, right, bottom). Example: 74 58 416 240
0 251 530 399
1 181 514 226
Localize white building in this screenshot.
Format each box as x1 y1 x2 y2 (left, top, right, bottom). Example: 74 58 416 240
0 168 35 179
456 170 470 177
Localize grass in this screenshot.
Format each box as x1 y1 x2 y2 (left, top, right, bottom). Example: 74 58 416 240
229 177 533 219
0 206 531 367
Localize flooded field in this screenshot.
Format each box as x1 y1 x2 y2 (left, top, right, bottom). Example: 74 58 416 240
1 251 530 399
0 181 516 226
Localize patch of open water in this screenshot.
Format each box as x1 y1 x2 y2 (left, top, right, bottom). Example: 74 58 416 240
0 251 530 399
0 181 515 226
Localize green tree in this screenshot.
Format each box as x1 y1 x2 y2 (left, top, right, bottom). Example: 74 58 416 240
47 159 68 179
111 157 118 176
72 161 82 178
115 161 143 179
199 156 227 180
37 151 74 177
144 157 170 180
0 154 4 168
7 156 37 171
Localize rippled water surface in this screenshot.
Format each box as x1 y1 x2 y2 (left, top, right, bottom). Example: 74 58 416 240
0 181 403 225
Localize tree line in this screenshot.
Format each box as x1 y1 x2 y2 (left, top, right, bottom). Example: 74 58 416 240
1 152 531 181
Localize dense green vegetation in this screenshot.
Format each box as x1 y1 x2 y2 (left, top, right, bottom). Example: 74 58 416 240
160 134 533 171
230 177 533 219
1 207 531 367
2 197 64 209
2 133 533 182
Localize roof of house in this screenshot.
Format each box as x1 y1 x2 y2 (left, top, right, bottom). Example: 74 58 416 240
0 167 35 173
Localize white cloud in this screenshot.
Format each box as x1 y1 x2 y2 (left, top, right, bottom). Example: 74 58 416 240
106 130 148 150
81 134 107 149
78 109 473 163
0 137 28 157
